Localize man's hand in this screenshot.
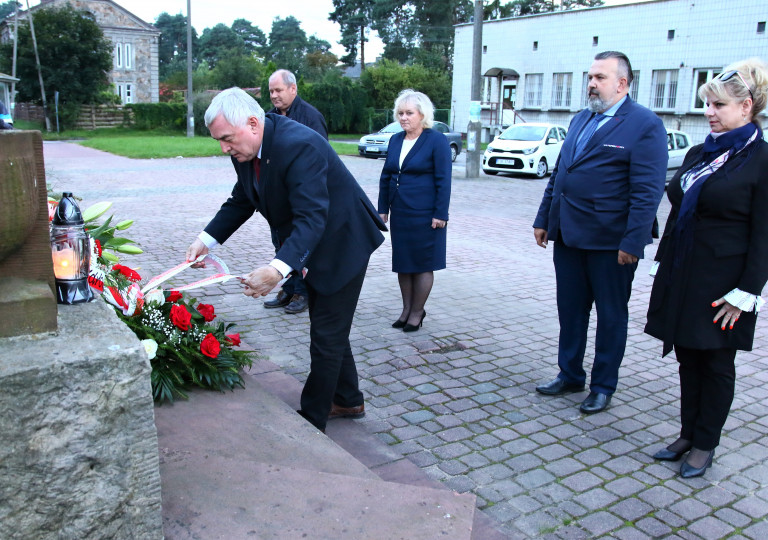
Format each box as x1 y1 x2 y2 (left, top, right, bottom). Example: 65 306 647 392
432 218 447 229
242 266 283 298
379 213 388 224
617 250 638 265
534 228 548 248
186 239 209 268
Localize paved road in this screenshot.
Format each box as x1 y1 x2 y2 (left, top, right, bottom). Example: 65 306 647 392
45 141 768 539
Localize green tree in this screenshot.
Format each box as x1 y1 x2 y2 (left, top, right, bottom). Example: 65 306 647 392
265 16 308 75
0 5 112 110
155 12 198 80
198 23 244 68
231 18 267 57
0 0 20 21
328 0 376 67
209 50 263 89
307 71 370 133
359 58 451 110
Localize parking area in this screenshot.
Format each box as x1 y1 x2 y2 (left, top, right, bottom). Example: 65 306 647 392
45 142 768 539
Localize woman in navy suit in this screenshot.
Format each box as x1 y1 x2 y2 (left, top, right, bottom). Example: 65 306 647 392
646 59 768 478
378 90 452 332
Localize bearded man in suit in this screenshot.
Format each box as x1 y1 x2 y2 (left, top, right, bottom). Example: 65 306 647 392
186 87 386 432
532 51 668 414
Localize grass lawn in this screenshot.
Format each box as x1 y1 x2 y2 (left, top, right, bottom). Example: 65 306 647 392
14 120 361 158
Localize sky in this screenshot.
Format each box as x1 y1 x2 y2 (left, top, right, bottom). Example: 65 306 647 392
24 0 385 62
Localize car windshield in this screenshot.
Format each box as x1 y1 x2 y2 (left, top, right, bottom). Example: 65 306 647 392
379 122 404 133
499 125 547 142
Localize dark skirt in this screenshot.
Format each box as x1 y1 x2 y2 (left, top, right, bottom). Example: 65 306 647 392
389 193 446 273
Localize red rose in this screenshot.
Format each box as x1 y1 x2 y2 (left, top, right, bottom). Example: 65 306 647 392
167 290 183 303
169 304 192 330
113 264 141 282
225 333 241 347
200 333 221 358
197 303 216 322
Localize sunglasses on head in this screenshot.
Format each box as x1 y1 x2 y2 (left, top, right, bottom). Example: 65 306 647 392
717 70 754 101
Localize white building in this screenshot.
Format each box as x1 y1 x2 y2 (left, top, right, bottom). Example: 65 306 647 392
451 0 768 144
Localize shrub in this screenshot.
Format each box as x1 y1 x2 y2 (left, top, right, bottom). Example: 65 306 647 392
127 103 186 130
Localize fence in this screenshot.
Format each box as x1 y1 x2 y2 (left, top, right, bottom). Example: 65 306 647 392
74 105 131 130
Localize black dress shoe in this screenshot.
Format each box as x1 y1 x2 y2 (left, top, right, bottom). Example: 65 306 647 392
680 449 714 478
328 403 365 419
535 378 585 396
579 391 611 414
264 290 291 308
284 294 308 314
391 319 407 328
403 311 426 332
652 446 691 462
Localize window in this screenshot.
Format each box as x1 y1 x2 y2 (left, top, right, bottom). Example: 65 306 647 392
758 21 766 34
125 84 133 104
483 45 487 54
525 74 543 107
629 71 640 102
675 132 689 151
533 41 538 51
581 72 589 108
124 44 133 69
592 36 598 46
667 29 675 40
551 72 572 109
691 68 722 109
651 69 678 110
114 43 122 68
558 127 567 140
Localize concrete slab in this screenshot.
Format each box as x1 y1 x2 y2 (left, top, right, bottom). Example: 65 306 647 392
162 458 476 539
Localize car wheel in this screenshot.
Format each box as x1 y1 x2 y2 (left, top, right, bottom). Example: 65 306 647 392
483 169 498 176
535 158 548 178
450 144 458 162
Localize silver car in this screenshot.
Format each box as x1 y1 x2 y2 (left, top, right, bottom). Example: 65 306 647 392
667 129 692 169
358 121 463 162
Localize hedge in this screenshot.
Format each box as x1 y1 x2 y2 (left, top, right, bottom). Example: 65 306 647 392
127 103 186 130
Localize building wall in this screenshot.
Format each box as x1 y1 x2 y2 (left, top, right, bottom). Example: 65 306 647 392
3 0 159 103
452 0 768 144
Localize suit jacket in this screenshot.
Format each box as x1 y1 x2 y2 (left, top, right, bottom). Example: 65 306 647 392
533 97 668 258
377 129 452 220
204 114 386 295
269 95 328 140
645 138 768 351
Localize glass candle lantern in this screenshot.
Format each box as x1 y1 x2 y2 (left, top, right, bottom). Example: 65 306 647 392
50 192 92 304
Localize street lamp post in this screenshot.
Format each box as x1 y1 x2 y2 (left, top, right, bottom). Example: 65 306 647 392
186 0 194 138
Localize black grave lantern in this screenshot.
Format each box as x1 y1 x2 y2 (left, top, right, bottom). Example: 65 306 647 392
50 192 92 304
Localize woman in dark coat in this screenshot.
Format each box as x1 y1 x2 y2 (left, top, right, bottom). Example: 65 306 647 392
645 58 768 478
378 89 452 332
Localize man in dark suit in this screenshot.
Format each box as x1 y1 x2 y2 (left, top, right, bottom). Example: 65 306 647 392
262 69 328 315
532 51 668 414
186 87 386 432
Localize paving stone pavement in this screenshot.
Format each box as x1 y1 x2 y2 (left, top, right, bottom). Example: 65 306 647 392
44 142 768 539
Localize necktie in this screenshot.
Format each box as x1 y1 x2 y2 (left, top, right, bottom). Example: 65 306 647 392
574 113 606 157
253 157 261 184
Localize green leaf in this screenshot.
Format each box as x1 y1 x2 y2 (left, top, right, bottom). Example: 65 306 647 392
86 216 114 239
115 219 134 230
82 201 113 222
103 237 136 248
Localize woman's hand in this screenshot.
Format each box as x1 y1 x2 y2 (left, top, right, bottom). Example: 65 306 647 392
712 297 742 330
379 213 388 224
432 218 447 229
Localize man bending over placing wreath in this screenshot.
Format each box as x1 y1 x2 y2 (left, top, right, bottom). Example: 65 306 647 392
185 87 387 433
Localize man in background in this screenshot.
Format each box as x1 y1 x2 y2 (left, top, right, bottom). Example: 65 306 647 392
262 69 328 314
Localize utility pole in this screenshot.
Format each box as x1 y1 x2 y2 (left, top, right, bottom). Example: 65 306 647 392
465 0 483 178
186 0 194 137
11 1 18 110
25 0 50 132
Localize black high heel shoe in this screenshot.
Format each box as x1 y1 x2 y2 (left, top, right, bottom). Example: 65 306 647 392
652 444 692 462
403 311 426 333
391 319 407 329
680 449 714 478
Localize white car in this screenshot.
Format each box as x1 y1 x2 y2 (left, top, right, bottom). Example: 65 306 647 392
483 123 567 178
667 129 692 169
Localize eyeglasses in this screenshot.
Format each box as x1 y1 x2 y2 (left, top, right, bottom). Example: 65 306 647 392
717 70 754 101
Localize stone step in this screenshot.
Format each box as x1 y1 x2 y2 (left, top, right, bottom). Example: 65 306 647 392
155 362 477 539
